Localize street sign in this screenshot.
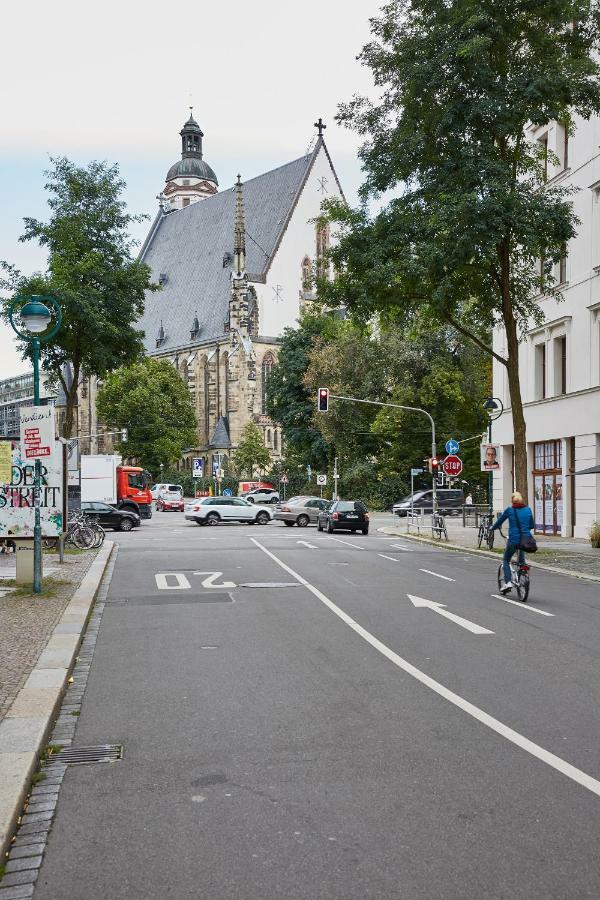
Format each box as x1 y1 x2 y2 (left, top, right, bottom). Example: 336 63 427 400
222 488 232 496
442 454 463 477
445 439 459 455
411 467 423 476
316 473 327 486
216 468 225 480
192 457 203 478
281 474 289 484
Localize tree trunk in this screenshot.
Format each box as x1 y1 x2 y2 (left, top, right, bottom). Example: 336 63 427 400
500 247 529 504
62 363 80 440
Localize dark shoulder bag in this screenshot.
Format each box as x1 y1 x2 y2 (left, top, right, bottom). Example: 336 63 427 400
513 508 537 553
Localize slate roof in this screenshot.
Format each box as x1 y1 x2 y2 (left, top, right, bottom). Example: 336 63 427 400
138 150 316 355
208 415 231 449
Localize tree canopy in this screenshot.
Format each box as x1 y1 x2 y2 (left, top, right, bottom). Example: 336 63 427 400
96 358 197 473
321 0 600 499
233 422 271 479
1 157 158 437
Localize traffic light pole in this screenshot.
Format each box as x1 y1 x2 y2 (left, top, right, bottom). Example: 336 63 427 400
328 395 437 517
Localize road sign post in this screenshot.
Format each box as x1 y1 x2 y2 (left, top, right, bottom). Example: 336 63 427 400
192 458 203 478
316 473 327 498
410 467 423 519
442 455 463 478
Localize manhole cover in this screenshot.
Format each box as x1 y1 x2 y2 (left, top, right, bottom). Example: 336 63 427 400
46 744 123 766
129 593 233 605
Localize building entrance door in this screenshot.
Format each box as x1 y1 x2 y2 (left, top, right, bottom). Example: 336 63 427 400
533 441 563 535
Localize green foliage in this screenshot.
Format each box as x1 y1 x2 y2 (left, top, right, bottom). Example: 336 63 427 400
1 157 158 437
265 311 339 468
322 0 600 498
232 422 271 478
96 358 197 472
590 521 600 548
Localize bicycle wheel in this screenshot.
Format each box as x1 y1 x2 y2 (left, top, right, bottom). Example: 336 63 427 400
92 525 105 548
478 525 485 549
71 525 95 549
486 528 495 550
518 572 530 602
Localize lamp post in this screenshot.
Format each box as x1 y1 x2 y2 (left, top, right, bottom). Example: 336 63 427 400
483 397 504 518
8 296 62 594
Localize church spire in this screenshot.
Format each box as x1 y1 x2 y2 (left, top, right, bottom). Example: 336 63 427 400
180 108 204 159
233 174 246 276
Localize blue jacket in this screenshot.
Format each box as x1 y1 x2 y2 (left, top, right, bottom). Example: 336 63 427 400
492 505 535 544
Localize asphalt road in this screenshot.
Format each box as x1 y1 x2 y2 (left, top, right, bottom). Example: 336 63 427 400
34 512 600 899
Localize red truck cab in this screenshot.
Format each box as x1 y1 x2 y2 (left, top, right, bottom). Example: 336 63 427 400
117 466 153 519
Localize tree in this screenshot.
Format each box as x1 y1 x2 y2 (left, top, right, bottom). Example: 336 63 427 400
322 0 600 500
96 358 197 473
1 157 158 437
233 423 271 479
265 311 338 469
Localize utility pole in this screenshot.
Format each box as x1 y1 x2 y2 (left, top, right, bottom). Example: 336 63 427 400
333 457 339 501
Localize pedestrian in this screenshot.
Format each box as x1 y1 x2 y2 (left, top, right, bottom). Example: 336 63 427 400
465 493 473 506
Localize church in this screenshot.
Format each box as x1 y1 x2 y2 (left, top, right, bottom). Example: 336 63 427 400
129 111 345 476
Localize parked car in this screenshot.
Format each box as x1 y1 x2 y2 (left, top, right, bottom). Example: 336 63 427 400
392 488 465 517
156 490 185 512
185 496 273 526
275 497 331 527
81 501 140 532
317 500 369 534
243 487 280 504
151 483 183 500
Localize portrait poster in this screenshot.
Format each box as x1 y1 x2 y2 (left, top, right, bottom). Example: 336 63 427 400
481 443 501 472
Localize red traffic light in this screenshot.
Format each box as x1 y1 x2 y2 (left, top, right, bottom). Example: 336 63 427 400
431 457 439 469
318 387 329 412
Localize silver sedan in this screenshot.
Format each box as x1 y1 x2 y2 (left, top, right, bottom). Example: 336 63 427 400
274 497 331 527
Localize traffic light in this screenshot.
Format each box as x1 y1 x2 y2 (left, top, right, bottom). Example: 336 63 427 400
317 387 329 412
121 428 128 443
427 457 440 474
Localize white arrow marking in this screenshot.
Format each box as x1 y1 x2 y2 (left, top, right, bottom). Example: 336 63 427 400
193 571 236 588
491 594 555 616
297 540 318 549
408 594 494 635
419 568 455 582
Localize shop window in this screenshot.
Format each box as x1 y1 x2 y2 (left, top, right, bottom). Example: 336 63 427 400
533 440 563 535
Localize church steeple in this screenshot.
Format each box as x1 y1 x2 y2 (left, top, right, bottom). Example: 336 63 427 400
233 174 246 276
180 107 204 159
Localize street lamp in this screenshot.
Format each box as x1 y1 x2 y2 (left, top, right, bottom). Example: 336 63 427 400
483 397 504 517
8 295 62 593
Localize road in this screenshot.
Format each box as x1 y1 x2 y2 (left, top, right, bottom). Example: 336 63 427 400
33 512 600 899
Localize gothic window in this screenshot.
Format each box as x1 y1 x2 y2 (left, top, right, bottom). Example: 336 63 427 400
273 430 278 451
316 222 330 278
301 256 312 291
266 429 272 447
261 353 275 415
204 360 210 439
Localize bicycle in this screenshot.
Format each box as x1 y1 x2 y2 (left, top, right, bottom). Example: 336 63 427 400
496 524 531 602
431 511 448 541
477 513 495 550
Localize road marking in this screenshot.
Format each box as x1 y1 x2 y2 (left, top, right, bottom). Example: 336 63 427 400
155 573 191 590
391 543 414 552
193 571 236 588
297 540 318 549
250 537 600 800
419 568 455 582
325 536 365 550
408 594 494 635
379 553 400 563
491 594 555 617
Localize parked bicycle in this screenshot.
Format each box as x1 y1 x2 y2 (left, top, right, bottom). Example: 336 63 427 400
431 511 448 541
66 512 105 550
477 513 495 550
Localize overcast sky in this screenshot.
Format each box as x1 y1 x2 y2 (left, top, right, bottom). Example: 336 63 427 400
0 0 383 379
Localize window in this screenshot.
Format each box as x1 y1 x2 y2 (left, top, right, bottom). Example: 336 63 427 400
261 353 275 415
316 222 330 278
266 429 271 446
559 244 567 284
273 430 278 451
539 133 549 182
182 198 190 207
535 343 546 400
562 123 569 169
557 335 567 394
301 256 312 291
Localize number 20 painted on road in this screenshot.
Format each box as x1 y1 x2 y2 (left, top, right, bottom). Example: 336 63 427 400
155 571 236 590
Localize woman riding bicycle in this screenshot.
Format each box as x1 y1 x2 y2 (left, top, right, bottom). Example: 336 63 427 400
491 491 535 594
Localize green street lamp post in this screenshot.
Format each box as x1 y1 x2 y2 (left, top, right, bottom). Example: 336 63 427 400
483 397 504 518
8 296 62 594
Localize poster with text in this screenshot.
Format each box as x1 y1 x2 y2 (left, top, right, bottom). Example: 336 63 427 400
481 443 501 471
534 476 544 532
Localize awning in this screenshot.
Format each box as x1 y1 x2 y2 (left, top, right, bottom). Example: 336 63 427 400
568 464 600 476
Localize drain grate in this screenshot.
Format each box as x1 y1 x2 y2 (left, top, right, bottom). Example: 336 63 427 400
46 744 123 766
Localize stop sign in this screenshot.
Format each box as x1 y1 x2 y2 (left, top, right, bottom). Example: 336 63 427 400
443 454 463 477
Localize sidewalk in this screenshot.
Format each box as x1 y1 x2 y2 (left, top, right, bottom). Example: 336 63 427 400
381 517 600 580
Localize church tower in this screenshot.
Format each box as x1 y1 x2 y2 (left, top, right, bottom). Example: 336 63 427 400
161 110 218 210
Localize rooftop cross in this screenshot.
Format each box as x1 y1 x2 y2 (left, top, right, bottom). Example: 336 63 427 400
314 117 326 136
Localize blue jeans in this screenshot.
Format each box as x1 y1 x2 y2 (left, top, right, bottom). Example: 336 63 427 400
503 541 525 584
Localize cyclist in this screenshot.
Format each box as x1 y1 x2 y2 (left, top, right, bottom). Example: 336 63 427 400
491 491 535 594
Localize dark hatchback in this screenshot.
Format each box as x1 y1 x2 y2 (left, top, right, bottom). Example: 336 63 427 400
81 502 140 532
317 500 369 535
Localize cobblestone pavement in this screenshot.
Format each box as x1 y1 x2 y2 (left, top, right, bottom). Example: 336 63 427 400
0 550 97 723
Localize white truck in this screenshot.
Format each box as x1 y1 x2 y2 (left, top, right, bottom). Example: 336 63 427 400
80 454 153 519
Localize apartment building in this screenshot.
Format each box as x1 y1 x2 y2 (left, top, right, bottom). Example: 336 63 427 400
0 371 55 438
492 114 600 538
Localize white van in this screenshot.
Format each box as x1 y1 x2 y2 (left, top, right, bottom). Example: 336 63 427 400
151 483 184 500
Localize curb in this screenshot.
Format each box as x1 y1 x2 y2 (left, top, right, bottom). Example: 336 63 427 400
0 540 115 859
377 528 600 583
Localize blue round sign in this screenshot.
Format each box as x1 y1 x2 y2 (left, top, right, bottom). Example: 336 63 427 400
222 488 233 496
445 439 460 455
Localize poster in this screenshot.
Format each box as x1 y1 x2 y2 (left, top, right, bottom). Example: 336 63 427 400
555 475 563 535
544 479 554 534
481 443 501 471
0 406 63 538
0 441 12 483
534 476 544 532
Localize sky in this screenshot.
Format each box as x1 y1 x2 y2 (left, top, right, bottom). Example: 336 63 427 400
0 0 383 379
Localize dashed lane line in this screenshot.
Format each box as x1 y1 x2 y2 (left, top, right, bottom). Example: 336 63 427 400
379 553 401 563
250 536 600 801
419 568 455 582
491 593 555 617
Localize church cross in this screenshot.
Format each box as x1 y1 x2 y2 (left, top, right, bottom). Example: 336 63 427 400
318 176 329 195
314 117 326 136
272 284 284 303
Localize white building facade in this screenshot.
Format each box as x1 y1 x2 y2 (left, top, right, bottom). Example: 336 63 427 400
493 114 600 538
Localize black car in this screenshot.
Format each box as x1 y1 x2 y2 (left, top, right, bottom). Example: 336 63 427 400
317 500 369 535
81 502 140 532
